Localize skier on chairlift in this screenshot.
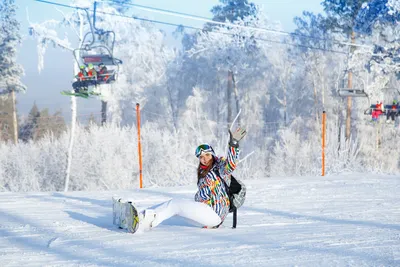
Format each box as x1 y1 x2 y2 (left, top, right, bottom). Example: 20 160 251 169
386 100 399 123
87 63 97 80
73 65 89 93
97 63 109 82
75 65 87 81
62 2 120 98
372 101 384 121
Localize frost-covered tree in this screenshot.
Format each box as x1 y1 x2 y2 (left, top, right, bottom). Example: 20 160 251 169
0 0 26 94
106 17 174 126
293 11 332 51
109 0 132 14
359 0 400 17
210 0 258 124
292 11 346 127
355 0 400 79
184 7 281 136
210 0 257 24
322 0 369 36
270 118 319 176
170 0 261 128
142 1 264 131
0 0 26 144
387 0 400 14
355 0 399 34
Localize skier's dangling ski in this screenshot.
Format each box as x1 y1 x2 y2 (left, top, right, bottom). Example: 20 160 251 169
61 90 101 99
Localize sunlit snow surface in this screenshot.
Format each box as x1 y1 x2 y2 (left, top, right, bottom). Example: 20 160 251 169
0 174 399 266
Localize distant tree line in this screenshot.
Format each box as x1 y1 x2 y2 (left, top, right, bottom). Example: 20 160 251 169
0 98 67 142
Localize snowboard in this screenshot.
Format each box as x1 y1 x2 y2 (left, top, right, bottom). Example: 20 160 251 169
61 90 101 98
112 197 140 234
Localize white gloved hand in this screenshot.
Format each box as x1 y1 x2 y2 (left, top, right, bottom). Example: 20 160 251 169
229 127 247 148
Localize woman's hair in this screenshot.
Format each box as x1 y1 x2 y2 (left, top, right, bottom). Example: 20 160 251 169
197 157 215 181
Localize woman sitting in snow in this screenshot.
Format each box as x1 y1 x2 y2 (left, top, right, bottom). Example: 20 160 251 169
124 127 247 232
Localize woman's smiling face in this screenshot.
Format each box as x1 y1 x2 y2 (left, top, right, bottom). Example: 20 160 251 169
199 152 213 166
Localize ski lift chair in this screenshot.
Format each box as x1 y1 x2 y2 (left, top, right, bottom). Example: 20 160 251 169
336 71 373 115
74 41 122 83
78 31 122 65
73 45 122 89
64 3 123 98
72 7 122 84
337 72 369 98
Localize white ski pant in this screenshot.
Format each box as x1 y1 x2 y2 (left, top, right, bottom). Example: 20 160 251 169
149 198 221 228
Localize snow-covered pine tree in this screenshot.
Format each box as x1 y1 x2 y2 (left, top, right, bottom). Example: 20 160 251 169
210 0 257 25
109 0 132 14
0 0 25 94
387 0 400 14
0 0 26 144
355 0 400 77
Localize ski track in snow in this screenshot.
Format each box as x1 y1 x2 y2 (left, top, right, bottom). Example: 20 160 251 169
0 174 399 267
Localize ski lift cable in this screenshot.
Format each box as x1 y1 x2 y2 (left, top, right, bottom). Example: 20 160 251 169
34 0 348 55
37 0 387 58
35 0 89 11
111 14 348 55
103 0 374 50
114 13 347 55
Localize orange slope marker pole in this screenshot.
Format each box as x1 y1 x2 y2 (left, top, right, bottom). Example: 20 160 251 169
322 111 326 176
136 103 143 188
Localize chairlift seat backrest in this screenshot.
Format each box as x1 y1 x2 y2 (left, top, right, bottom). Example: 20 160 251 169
364 104 387 116
370 104 384 109
384 105 399 111
97 69 115 75
82 55 117 66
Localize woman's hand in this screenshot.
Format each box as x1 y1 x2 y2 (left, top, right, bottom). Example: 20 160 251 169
229 127 247 147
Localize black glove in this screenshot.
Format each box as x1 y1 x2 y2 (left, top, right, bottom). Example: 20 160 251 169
229 127 247 148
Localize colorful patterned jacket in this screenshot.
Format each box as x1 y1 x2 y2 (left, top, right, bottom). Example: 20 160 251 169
194 146 240 221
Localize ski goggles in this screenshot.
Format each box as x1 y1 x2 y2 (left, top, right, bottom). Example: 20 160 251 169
195 144 214 158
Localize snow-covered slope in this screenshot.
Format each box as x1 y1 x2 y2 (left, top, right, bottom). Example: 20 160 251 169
0 174 399 267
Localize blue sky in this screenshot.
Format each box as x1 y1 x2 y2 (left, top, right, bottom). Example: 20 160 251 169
15 0 323 120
